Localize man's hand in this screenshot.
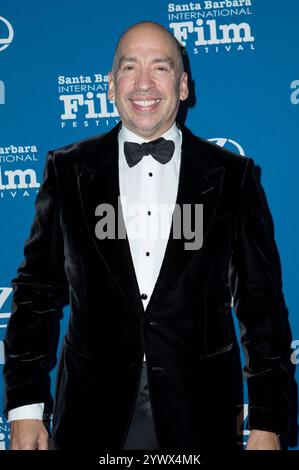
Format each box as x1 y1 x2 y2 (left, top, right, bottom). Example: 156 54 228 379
9 419 49 450
246 429 281 450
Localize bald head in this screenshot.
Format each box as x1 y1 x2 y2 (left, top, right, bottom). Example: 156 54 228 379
112 21 185 77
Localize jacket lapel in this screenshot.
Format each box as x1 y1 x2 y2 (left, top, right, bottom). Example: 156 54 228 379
75 123 144 318
145 123 225 314
75 122 225 317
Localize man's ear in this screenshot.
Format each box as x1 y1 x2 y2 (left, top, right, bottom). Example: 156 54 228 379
180 72 189 101
108 72 115 101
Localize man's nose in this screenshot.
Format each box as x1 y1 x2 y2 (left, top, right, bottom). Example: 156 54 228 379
135 68 154 90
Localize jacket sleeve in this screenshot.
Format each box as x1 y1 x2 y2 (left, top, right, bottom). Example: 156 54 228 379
3 151 69 420
230 157 292 436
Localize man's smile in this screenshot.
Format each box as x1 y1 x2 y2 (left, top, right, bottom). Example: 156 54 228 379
130 97 162 112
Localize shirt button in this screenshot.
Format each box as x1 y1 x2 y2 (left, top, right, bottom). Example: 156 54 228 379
141 293 148 300
146 252 150 256
147 211 151 215
148 172 153 177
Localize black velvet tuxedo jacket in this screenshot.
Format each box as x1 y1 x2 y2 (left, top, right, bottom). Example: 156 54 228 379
3 122 291 449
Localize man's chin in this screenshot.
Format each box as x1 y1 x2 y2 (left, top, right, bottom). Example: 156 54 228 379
125 120 163 139
135 126 159 137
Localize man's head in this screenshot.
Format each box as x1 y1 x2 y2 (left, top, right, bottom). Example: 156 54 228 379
108 21 189 140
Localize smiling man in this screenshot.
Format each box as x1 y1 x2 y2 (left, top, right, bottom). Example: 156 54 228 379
4 21 291 451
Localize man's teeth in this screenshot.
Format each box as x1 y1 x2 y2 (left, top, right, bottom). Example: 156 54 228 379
132 99 160 106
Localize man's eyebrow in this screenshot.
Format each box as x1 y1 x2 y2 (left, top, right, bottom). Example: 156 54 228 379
152 57 175 68
118 56 138 68
118 55 175 68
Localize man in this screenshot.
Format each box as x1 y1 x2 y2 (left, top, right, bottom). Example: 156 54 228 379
3 21 291 450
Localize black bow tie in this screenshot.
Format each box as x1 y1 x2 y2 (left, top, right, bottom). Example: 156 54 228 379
123 137 175 167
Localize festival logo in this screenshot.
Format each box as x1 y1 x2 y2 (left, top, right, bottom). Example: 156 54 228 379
0 286 12 402
291 340 299 365
167 0 255 55
0 287 12 334
0 416 9 450
0 17 14 52
209 137 245 155
290 80 299 105
0 146 40 199
0 80 4 104
58 73 119 130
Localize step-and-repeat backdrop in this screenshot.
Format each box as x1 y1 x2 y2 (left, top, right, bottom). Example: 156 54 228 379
0 0 298 450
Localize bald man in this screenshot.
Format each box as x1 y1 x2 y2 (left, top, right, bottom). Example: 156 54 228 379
4 21 291 450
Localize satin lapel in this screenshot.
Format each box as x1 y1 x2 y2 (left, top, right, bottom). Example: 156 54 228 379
75 124 143 318
145 125 225 314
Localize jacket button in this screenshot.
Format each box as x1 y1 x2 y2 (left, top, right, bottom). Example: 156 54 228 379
141 293 148 300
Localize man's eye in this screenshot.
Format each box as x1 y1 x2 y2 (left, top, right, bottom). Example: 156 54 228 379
156 66 168 72
123 65 134 71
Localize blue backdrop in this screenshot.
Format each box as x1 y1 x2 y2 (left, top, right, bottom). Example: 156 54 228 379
0 0 298 450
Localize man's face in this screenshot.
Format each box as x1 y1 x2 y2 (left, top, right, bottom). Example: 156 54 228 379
108 25 189 140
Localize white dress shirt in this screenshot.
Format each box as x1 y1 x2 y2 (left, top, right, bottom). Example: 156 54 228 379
8 122 182 422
